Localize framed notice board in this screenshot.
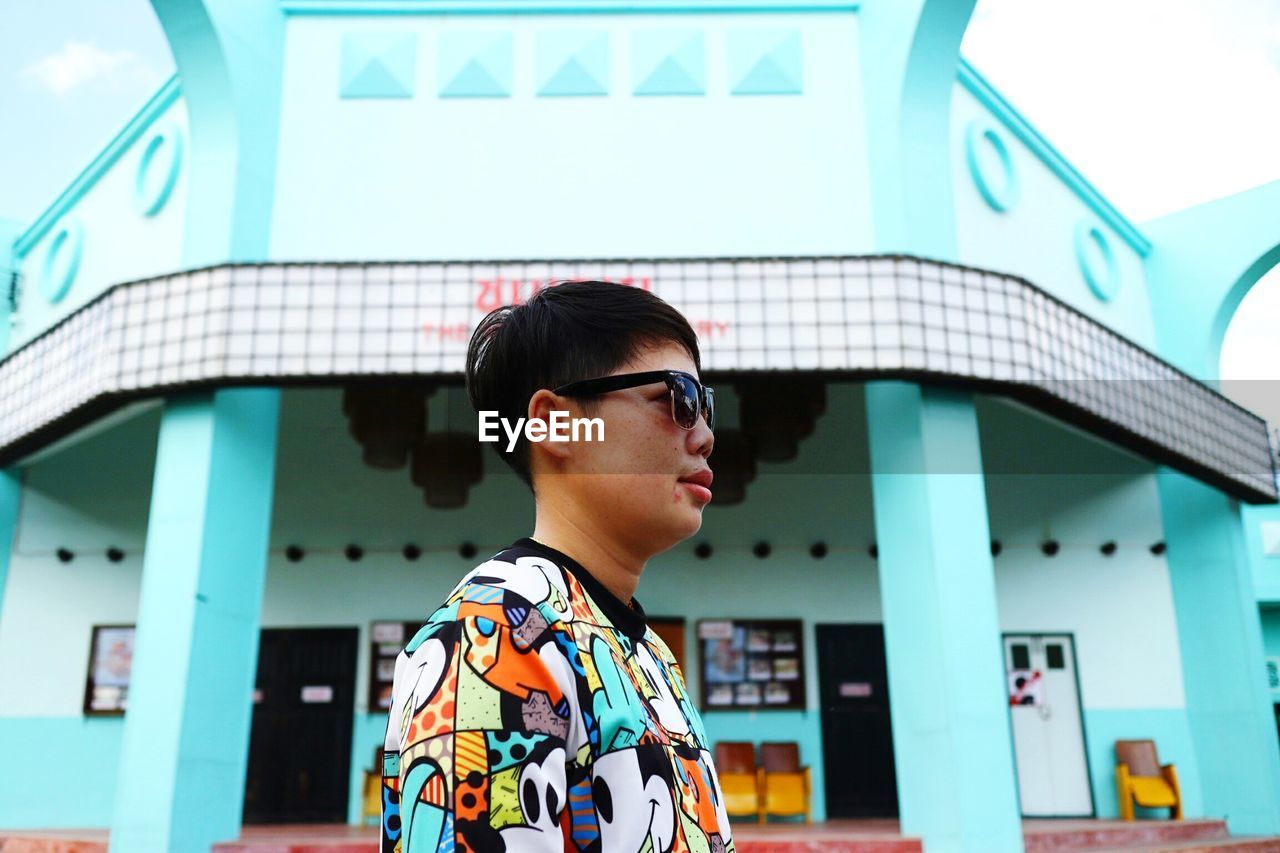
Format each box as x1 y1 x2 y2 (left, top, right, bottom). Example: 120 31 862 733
83 624 135 716
697 618 805 711
368 620 422 712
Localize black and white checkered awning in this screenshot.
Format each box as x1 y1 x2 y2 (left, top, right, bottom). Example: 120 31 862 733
1 256 1274 503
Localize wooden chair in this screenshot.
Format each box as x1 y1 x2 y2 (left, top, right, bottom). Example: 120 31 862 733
1115 739 1183 821
759 741 811 823
714 741 763 821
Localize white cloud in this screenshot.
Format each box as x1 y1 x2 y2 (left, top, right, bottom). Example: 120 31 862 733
19 40 145 96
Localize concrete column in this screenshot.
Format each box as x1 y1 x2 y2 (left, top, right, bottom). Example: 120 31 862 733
1157 466 1280 834
110 388 280 852
865 380 1022 853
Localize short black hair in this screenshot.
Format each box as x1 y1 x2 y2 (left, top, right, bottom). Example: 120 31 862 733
465 281 701 488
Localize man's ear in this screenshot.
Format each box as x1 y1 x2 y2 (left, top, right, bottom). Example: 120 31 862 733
527 389 573 462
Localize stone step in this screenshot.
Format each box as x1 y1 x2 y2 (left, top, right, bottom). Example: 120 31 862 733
1088 837 1280 853
1023 819 1230 852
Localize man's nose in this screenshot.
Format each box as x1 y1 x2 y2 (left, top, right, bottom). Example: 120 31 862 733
690 418 714 459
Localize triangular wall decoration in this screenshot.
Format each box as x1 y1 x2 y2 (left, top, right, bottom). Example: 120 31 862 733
340 32 417 99
540 57 606 96
536 30 609 97
441 59 506 98
439 32 513 98
632 30 705 96
728 29 803 95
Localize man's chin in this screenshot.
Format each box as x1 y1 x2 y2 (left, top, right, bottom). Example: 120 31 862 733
670 507 704 541
636 511 702 558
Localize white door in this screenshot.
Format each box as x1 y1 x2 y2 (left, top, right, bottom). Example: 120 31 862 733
1004 634 1093 817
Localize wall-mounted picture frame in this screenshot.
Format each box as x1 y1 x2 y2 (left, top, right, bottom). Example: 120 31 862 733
697 618 805 711
83 624 135 716
368 620 422 712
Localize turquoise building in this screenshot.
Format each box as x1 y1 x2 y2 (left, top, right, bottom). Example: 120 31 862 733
1 1 1279 851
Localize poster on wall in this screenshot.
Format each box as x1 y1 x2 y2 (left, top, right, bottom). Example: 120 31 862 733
697 618 805 711
1007 669 1043 706
368 620 422 712
83 624 135 716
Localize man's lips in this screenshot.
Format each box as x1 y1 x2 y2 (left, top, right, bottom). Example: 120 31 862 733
678 469 713 502
679 469 713 489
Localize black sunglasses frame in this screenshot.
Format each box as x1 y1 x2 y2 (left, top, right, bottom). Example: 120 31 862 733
553 370 715 431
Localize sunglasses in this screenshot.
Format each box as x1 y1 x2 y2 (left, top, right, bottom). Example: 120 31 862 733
553 370 715 431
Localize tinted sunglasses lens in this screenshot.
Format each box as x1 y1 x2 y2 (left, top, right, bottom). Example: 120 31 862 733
704 386 715 431
670 375 700 429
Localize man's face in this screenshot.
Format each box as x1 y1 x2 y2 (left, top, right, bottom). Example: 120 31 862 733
534 341 715 556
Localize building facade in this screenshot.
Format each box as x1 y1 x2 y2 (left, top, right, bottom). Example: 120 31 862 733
1 1 1280 851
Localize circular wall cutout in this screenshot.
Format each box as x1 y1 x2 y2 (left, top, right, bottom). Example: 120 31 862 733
965 121 1018 213
135 125 184 217
1075 221 1120 302
40 220 84 304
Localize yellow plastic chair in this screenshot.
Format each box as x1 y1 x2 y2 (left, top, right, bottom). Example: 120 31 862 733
362 746 385 826
1115 739 1183 821
714 741 763 820
759 741 811 823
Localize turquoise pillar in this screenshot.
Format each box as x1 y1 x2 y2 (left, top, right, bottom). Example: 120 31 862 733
865 381 1023 853
1156 467 1280 834
0 469 21 627
858 0 978 257
110 388 280 852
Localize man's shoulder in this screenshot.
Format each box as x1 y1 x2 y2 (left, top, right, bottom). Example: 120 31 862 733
414 543 577 641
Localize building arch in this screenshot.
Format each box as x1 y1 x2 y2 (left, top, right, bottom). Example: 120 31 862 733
1144 180 1280 382
147 0 286 264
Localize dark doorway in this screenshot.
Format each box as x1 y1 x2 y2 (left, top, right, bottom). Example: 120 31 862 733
816 623 898 817
243 627 358 824
649 616 688 674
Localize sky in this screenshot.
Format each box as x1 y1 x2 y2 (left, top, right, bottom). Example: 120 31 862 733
0 0 1277 421
0 1 173 224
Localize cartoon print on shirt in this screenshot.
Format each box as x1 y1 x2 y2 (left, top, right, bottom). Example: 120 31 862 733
592 746 677 853
381 540 735 853
634 643 690 737
497 745 568 847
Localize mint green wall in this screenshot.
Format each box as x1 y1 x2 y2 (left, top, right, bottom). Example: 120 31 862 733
270 13 875 260
950 83 1158 351
0 718 124 828
0 411 157 720
10 96 189 354
979 397 1186 711
977 396 1206 819
0 407 156 828
1247 504 1280 603
0 382 1202 827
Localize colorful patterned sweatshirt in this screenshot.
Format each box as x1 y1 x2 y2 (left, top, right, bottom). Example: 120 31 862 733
380 537 734 853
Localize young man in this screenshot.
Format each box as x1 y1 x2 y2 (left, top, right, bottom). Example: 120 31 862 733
380 281 730 853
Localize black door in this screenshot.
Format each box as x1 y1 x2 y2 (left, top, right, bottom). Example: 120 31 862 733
816 623 898 817
243 627 358 823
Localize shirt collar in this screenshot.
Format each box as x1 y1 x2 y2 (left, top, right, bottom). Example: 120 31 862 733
510 537 648 641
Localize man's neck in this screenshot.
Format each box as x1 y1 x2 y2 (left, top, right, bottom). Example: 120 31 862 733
531 502 646 604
